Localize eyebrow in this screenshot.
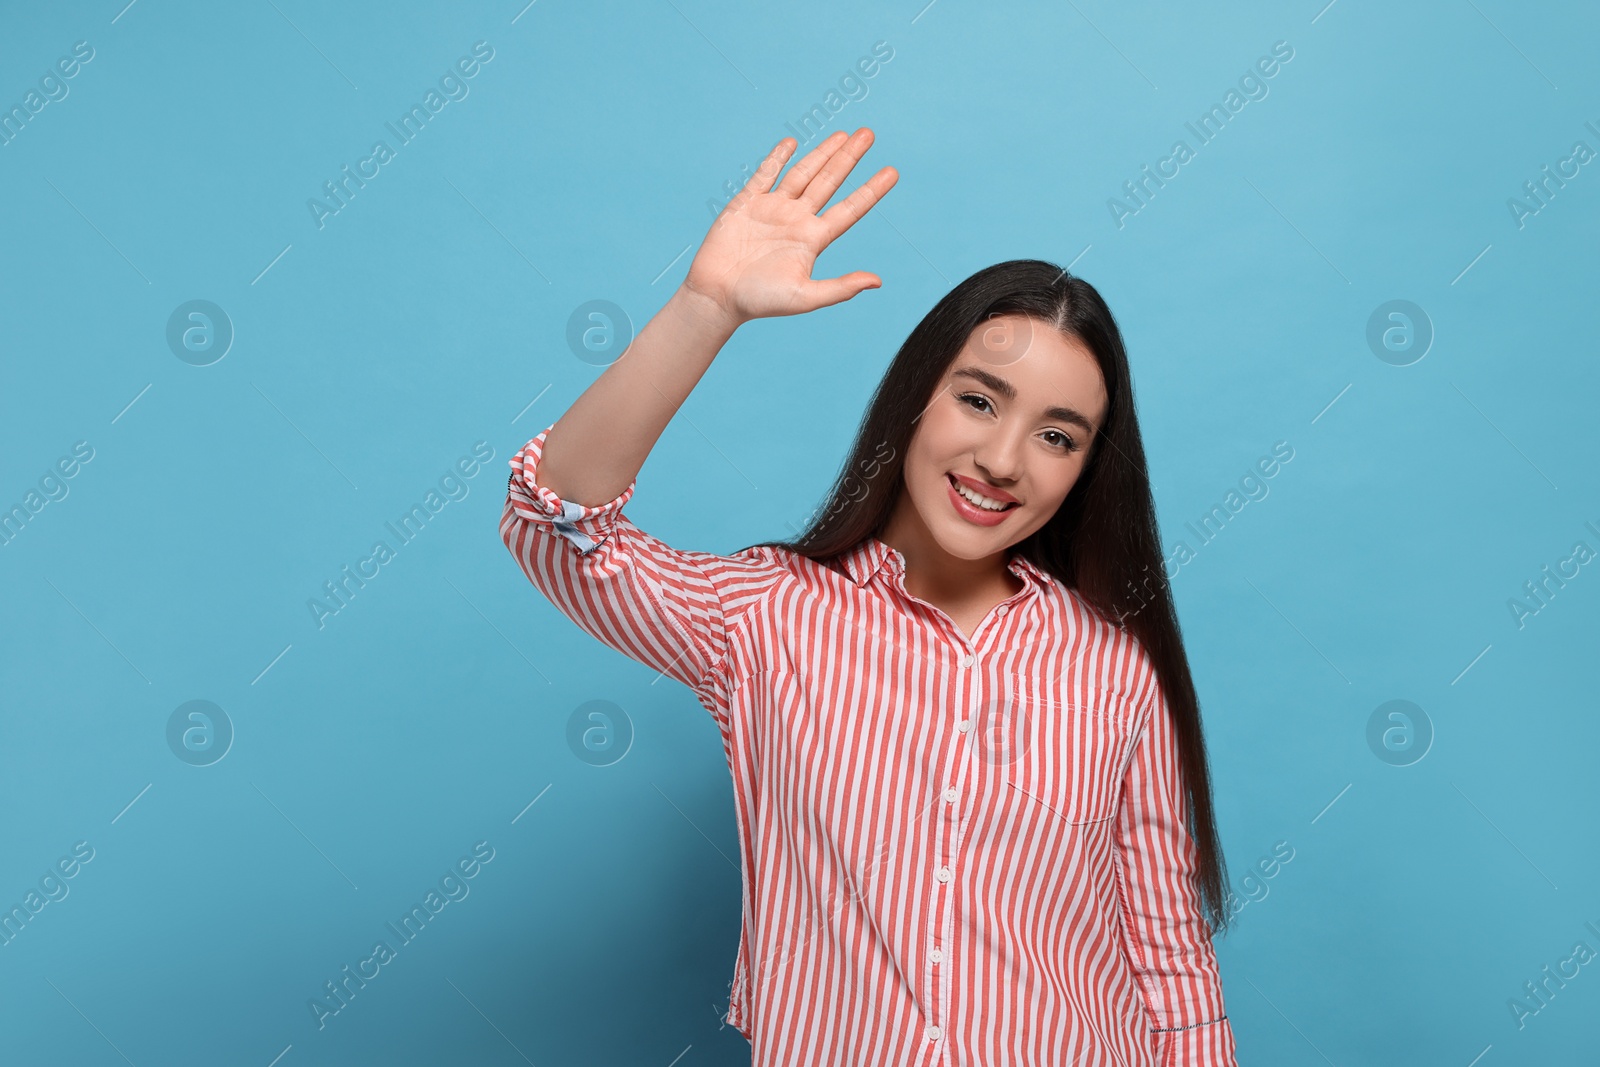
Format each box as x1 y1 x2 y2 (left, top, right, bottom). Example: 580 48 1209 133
949 366 1099 435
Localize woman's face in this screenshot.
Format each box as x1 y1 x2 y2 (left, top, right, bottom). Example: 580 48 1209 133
895 313 1109 564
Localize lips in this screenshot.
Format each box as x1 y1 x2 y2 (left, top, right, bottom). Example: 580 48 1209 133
948 472 1019 510
946 474 1019 527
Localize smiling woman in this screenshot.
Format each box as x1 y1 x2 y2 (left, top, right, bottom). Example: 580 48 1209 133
500 129 1239 1066
866 308 1112 625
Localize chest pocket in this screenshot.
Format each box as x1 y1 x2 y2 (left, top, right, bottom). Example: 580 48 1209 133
977 679 1138 826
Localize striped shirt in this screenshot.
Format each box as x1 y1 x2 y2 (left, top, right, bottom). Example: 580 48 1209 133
500 421 1238 1067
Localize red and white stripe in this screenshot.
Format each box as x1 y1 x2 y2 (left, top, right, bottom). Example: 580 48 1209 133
501 421 1237 1067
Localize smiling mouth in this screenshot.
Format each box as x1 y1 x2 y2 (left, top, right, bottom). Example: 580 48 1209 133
948 473 1019 511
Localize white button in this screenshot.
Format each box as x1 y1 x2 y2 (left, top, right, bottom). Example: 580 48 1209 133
997 605 1009 616
930 948 943 964
926 1025 942 1041
936 865 951 882
943 787 957 802
956 719 970 733
960 653 975 667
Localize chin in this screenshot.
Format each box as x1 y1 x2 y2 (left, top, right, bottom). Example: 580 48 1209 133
934 516 1020 557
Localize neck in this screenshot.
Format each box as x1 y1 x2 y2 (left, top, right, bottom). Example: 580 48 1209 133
879 512 1022 604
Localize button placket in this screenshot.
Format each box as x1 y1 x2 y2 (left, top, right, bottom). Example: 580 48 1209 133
925 628 976 1052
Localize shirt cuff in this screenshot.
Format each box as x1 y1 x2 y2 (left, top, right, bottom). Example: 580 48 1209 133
507 422 637 555
1152 1014 1235 1066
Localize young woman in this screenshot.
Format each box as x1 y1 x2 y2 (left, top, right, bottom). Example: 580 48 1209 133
501 128 1237 1066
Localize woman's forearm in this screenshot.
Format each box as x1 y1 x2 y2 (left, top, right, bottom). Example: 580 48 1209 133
534 283 743 508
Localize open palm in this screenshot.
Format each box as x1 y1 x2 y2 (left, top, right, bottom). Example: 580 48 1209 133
684 128 898 324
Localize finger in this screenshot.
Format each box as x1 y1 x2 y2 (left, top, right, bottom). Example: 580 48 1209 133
774 130 852 199
713 138 802 229
799 270 882 311
738 136 798 200
798 128 877 212
817 165 899 245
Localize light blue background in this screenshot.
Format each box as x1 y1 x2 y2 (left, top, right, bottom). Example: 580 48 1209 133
2 0 1596 1064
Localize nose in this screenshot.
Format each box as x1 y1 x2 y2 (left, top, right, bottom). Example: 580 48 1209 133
972 427 1025 486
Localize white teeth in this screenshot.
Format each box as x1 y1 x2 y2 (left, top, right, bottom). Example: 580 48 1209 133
952 477 1012 511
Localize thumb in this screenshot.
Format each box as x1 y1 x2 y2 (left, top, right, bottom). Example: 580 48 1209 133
802 271 882 310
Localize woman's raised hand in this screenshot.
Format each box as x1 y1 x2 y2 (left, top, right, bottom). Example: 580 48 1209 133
681 128 898 326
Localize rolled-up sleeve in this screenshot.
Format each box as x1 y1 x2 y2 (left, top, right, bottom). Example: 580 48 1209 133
1113 676 1239 1066
498 420 781 698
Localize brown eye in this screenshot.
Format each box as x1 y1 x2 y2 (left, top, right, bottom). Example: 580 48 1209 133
1043 429 1076 451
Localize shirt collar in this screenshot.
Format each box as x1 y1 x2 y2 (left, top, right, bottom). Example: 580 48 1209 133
838 536 1055 592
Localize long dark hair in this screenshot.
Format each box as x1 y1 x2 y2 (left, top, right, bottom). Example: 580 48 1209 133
742 259 1232 935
